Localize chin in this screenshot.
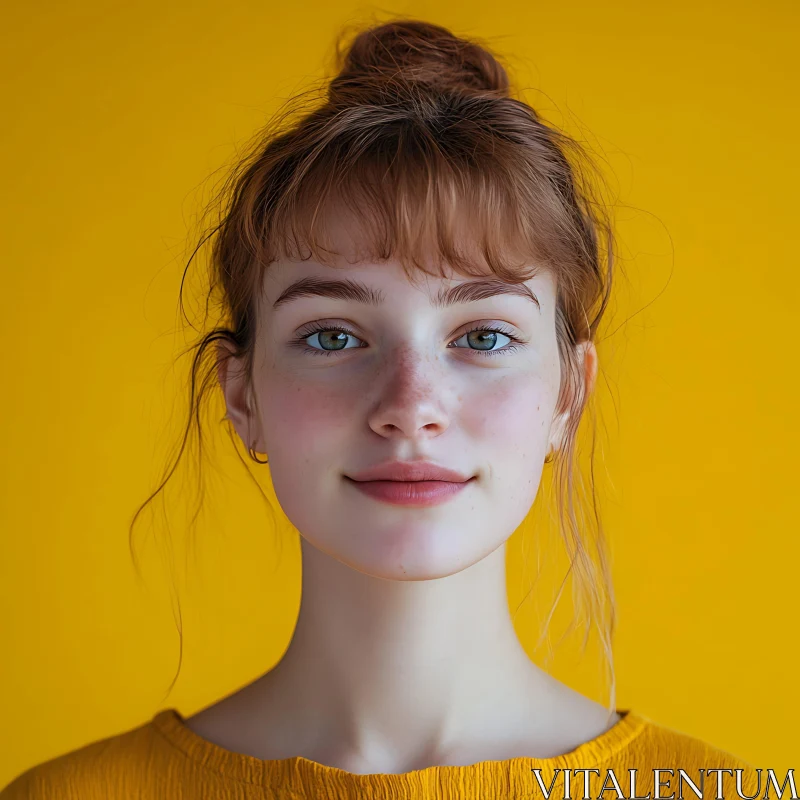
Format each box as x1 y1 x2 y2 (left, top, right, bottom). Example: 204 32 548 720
313 519 505 582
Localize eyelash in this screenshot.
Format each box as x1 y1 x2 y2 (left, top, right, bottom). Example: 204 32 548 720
289 323 525 358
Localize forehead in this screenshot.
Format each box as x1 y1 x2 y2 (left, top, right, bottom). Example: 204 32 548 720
256 190 559 327
262 191 551 292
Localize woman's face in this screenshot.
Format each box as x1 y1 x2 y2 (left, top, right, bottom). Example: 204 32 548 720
225 252 592 581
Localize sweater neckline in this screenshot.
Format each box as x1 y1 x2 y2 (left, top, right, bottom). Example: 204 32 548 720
152 706 648 798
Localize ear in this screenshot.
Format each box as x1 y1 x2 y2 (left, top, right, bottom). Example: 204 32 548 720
217 342 261 451
547 340 598 453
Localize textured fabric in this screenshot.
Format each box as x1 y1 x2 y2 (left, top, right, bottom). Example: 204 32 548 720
1 708 762 799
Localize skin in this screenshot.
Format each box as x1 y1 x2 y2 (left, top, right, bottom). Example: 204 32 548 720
187 227 617 773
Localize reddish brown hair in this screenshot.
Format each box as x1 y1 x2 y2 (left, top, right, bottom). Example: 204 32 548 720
131 18 618 707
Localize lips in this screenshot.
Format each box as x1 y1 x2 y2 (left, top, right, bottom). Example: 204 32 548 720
343 461 476 508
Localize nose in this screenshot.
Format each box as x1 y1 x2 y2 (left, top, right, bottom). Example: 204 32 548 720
366 349 451 441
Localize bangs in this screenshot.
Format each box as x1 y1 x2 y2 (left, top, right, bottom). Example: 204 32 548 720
258 110 557 286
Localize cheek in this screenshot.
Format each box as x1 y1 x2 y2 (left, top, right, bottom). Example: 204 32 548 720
259 374 354 452
461 373 555 447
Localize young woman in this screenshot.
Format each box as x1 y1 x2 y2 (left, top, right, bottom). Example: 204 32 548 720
2 18 764 800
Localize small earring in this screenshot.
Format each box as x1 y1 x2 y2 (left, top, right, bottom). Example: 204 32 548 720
248 443 269 465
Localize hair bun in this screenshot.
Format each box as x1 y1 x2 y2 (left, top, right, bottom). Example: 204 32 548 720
330 19 510 99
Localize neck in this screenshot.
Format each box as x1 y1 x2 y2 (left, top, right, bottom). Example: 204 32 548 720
249 537 569 771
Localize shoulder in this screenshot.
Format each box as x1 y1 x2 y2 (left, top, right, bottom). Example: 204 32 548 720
611 712 762 795
630 714 754 765
0 715 169 800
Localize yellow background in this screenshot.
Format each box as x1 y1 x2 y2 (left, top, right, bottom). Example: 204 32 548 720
1 0 797 784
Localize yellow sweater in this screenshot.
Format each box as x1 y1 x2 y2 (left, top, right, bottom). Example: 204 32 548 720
1 708 764 799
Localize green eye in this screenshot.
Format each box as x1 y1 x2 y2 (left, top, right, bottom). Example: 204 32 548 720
315 331 352 351
453 328 518 355
293 323 523 358
299 326 366 354
453 330 509 351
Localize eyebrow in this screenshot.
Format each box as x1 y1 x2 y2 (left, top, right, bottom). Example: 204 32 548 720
272 276 540 311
